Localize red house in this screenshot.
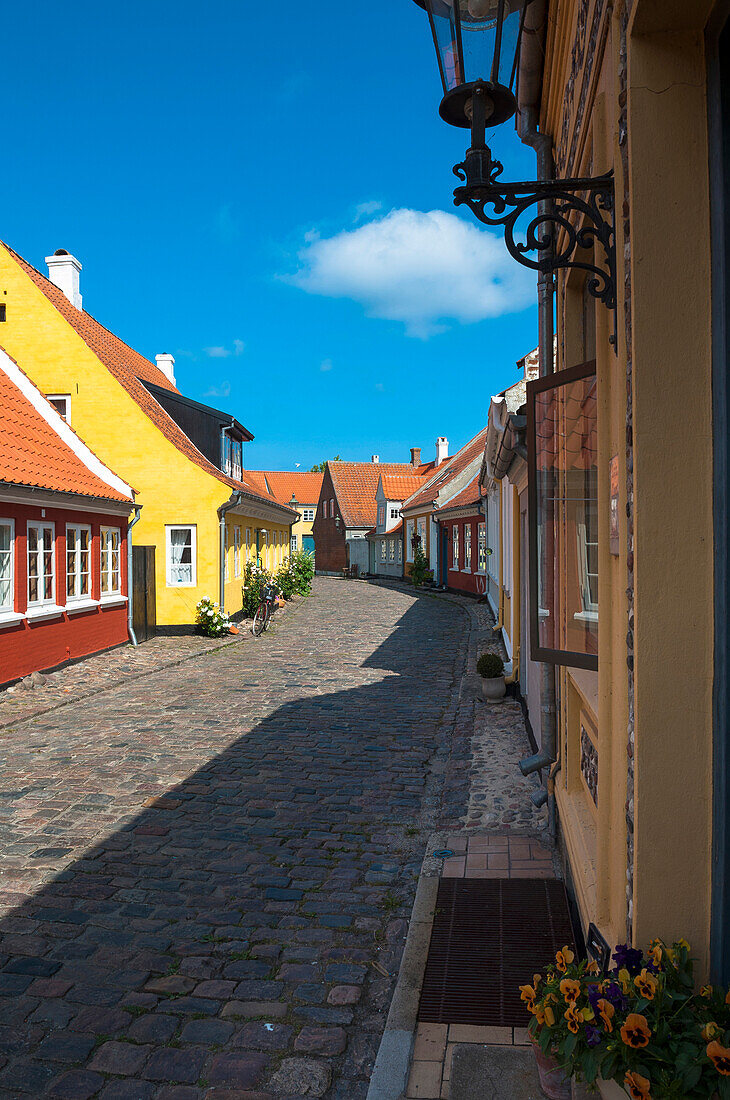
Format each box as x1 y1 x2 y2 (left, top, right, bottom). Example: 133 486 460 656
436 473 489 598
0 349 136 686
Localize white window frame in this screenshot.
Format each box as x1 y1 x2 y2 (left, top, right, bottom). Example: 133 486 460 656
0 519 15 613
27 520 57 610
100 526 122 598
487 492 500 581
397 540 402 564
378 505 385 527
388 538 395 562
234 526 241 578
291 533 298 554
66 523 93 604
406 520 414 563
452 525 459 570
165 525 197 588
330 499 335 518
46 394 71 423
576 517 599 619
380 539 386 563
389 507 400 520
464 523 472 572
417 517 427 549
478 522 487 573
302 508 314 522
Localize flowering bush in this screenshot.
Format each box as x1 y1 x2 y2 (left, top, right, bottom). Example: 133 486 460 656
523 940 730 1099
241 561 271 618
194 597 231 638
290 548 315 596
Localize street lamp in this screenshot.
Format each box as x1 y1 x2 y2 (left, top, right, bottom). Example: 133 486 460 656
411 0 616 338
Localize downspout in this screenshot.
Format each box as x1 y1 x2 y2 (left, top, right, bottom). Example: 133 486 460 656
493 484 505 632
505 484 521 685
515 0 559 834
218 491 243 612
126 503 142 646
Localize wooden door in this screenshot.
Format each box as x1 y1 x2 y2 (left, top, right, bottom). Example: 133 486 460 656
132 545 156 642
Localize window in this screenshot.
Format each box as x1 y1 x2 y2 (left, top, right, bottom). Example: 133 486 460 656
380 539 386 562
302 508 315 522
100 527 121 595
452 525 459 570
478 523 487 572
0 304 6 322
46 395 71 423
528 361 598 669
291 534 298 553
406 520 414 562
28 522 55 605
234 527 241 578
397 540 402 564
322 501 327 518
389 539 395 561
464 524 472 571
66 524 91 600
378 505 385 527
220 434 243 480
166 525 196 587
390 507 400 520
487 491 500 581
417 517 426 549
0 520 14 610
246 528 252 561
330 499 335 518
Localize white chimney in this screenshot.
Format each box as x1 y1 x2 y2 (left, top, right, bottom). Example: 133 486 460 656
155 353 176 386
436 436 449 465
46 250 82 310
372 454 380 463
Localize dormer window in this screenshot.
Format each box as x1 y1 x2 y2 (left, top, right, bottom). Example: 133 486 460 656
221 431 243 480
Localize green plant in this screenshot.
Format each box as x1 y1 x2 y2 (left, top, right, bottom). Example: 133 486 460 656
194 597 231 638
410 544 431 587
290 548 315 596
477 652 504 679
310 455 341 472
525 938 730 1099
241 561 271 617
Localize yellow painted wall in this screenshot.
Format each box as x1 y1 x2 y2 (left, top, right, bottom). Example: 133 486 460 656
0 244 289 626
222 518 291 611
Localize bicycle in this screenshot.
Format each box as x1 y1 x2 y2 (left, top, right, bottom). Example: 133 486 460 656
251 582 281 637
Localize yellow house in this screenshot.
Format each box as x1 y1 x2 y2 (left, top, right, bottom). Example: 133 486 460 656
0 243 296 628
246 471 323 558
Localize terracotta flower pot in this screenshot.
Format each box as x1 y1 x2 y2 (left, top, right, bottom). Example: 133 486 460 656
530 1038 571 1100
481 675 506 700
596 1081 630 1099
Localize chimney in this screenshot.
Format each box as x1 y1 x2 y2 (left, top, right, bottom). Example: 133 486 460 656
155 353 176 386
436 437 449 465
372 455 380 463
410 447 422 467
46 250 82 310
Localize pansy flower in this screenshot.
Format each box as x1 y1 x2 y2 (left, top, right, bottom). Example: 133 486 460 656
586 959 600 976
707 1040 730 1075
613 944 643 975
702 1022 720 1041
564 1005 582 1034
584 1024 602 1048
519 984 537 1010
620 1013 652 1048
596 998 615 1032
633 969 657 1000
647 940 663 967
560 979 581 1004
624 1071 652 1099
555 946 575 973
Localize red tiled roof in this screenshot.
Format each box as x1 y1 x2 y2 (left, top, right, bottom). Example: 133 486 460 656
402 427 488 513
329 461 436 528
1 243 291 515
247 471 324 506
366 520 404 538
0 361 132 503
436 472 485 514
380 474 427 500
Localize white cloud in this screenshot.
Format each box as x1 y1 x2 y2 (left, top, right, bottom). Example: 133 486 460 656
354 200 382 221
204 381 231 398
375 382 384 392
320 358 333 372
287 207 534 338
204 340 245 359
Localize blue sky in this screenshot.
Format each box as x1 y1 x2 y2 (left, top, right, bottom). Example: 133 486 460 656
4 1 537 470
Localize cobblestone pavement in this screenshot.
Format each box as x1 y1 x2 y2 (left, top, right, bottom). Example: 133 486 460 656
0 578 472 1099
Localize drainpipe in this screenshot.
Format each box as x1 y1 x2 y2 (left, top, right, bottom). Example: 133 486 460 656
515 0 559 831
505 485 521 686
126 503 142 646
218 491 242 612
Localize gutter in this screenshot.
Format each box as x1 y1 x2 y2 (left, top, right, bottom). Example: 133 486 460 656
218 491 243 612
127 503 142 646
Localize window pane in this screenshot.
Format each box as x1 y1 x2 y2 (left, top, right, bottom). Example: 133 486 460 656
530 366 598 666
0 525 11 609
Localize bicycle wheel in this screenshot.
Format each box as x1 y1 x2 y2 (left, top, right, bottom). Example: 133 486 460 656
263 602 274 631
252 602 268 637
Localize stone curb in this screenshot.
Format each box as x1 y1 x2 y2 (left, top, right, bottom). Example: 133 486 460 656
0 594 308 731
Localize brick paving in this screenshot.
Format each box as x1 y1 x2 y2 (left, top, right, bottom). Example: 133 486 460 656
0 578 471 1099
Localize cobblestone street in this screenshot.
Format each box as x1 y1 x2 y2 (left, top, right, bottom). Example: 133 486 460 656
0 578 477 1099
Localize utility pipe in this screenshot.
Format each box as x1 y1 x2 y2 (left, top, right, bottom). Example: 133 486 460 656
493 483 505 632
505 485 521 686
218 491 243 612
126 503 142 647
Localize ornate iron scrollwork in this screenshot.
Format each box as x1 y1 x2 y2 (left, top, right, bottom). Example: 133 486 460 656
452 144 616 343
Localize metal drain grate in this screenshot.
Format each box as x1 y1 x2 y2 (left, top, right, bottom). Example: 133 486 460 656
417 877 575 1026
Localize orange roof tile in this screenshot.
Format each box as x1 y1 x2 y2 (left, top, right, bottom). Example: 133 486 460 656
402 427 488 513
436 472 485 513
329 461 436 528
0 361 132 503
380 474 428 500
246 471 324 506
2 243 293 516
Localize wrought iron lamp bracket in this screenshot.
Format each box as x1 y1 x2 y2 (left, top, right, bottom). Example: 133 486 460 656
453 146 617 346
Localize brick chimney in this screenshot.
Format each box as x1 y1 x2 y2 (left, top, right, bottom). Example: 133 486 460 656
46 250 82 310
436 437 449 465
410 447 421 467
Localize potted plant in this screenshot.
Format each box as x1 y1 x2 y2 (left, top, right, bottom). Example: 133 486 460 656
524 939 730 1099
477 652 506 699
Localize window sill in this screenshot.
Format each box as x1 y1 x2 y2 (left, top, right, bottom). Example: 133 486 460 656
0 611 25 629
100 595 127 608
26 604 64 622
574 610 599 623
66 599 100 615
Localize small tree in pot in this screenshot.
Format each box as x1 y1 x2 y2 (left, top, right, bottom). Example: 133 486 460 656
477 652 506 700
